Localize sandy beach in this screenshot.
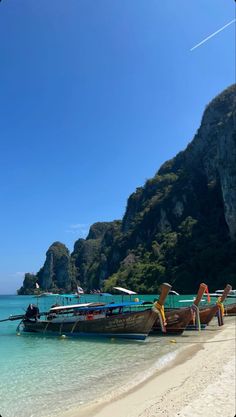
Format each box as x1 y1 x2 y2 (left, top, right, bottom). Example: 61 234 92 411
62 317 235 417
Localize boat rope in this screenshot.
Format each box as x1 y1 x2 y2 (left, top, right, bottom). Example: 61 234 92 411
217 298 225 316
16 320 23 334
191 304 201 331
204 285 211 303
152 302 167 332
71 318 81 334
43 321 50 333
59 322 63 335
216 298 224 326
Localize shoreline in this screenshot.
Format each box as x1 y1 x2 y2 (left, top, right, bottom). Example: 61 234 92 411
61 317 235 417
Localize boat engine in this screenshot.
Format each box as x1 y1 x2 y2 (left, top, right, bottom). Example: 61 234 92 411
25 304 39 321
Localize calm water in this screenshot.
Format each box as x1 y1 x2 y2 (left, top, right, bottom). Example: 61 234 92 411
0 294 232 417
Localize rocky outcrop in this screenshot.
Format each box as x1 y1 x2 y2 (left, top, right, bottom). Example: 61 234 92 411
37 242 77 292
71 221 121 289
18 242 77 294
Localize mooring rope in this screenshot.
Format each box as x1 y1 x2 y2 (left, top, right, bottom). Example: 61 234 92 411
191 304 201 331
153 302 167 332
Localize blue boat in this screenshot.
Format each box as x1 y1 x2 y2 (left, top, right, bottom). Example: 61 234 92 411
21 284 171 340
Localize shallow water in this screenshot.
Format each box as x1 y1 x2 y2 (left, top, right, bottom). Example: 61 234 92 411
0 294 233 417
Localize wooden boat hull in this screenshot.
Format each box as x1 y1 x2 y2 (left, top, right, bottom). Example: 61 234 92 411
22 309 157 340
225 303 236 316
152 307 193 335
189 305 219 326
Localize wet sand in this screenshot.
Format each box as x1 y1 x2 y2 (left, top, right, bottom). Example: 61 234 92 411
62 317 235 417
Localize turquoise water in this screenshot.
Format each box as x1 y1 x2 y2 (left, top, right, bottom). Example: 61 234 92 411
0 294 233 417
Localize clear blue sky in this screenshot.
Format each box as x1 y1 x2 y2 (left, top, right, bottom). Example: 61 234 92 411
0 0 235 293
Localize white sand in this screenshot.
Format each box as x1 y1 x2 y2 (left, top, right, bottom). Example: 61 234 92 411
62 317 235 417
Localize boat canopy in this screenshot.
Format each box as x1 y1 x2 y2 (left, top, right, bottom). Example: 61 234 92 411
50 303 95 311
215 289 236 295
113 286 137 295
86 302 145 311
101 301 143 309
178 299 206 303
57 294 79 298
50 301 144 312
169 290 180 295
99 293 113 296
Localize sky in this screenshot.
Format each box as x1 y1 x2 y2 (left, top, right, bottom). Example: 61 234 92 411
0 0 235 293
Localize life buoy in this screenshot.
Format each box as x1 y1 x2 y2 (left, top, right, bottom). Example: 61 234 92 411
87 313 94 320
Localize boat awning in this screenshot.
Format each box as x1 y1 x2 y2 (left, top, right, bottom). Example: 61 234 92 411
77 301 145 311
178 299 206 303
50 303 94 311
113 287 137 295
105 302 143 308
57 294 79 298
99 293 113 296
50 301 144 312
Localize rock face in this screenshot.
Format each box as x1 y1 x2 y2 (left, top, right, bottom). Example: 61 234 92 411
37 242 76 291
186 85 236 239
18 242 77 294
19 85 236 294
71 221 121 290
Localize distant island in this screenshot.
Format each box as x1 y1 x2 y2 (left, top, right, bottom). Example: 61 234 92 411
18 84 236 295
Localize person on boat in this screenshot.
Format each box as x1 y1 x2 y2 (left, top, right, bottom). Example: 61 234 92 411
46 303 60 320
106 308 113 317
25 304 39 322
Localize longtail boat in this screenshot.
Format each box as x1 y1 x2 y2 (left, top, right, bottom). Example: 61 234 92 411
152 283 207 335
1 284 171 341
209 289 236 298
189 284 232 326
152 307 193 335
224 303 236 316
197 305 219 325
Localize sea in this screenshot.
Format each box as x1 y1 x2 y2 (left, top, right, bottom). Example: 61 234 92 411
0 293 232 417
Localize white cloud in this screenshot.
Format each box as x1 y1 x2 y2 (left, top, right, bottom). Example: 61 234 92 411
66 223 89 238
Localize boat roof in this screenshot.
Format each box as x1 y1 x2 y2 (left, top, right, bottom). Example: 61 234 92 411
178 299 206 303
215 289 236 294
57 294 79 298
104 301 143 308
99 293 113 296
113 286 137 295
50 301 144 312
50 303 103 311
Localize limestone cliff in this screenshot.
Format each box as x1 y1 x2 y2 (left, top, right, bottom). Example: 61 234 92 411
71 221 121 289
18 242 77 294
19 85 236 294
185 84 236 239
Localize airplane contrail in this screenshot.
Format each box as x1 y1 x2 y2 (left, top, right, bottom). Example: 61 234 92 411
190 18 236 51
